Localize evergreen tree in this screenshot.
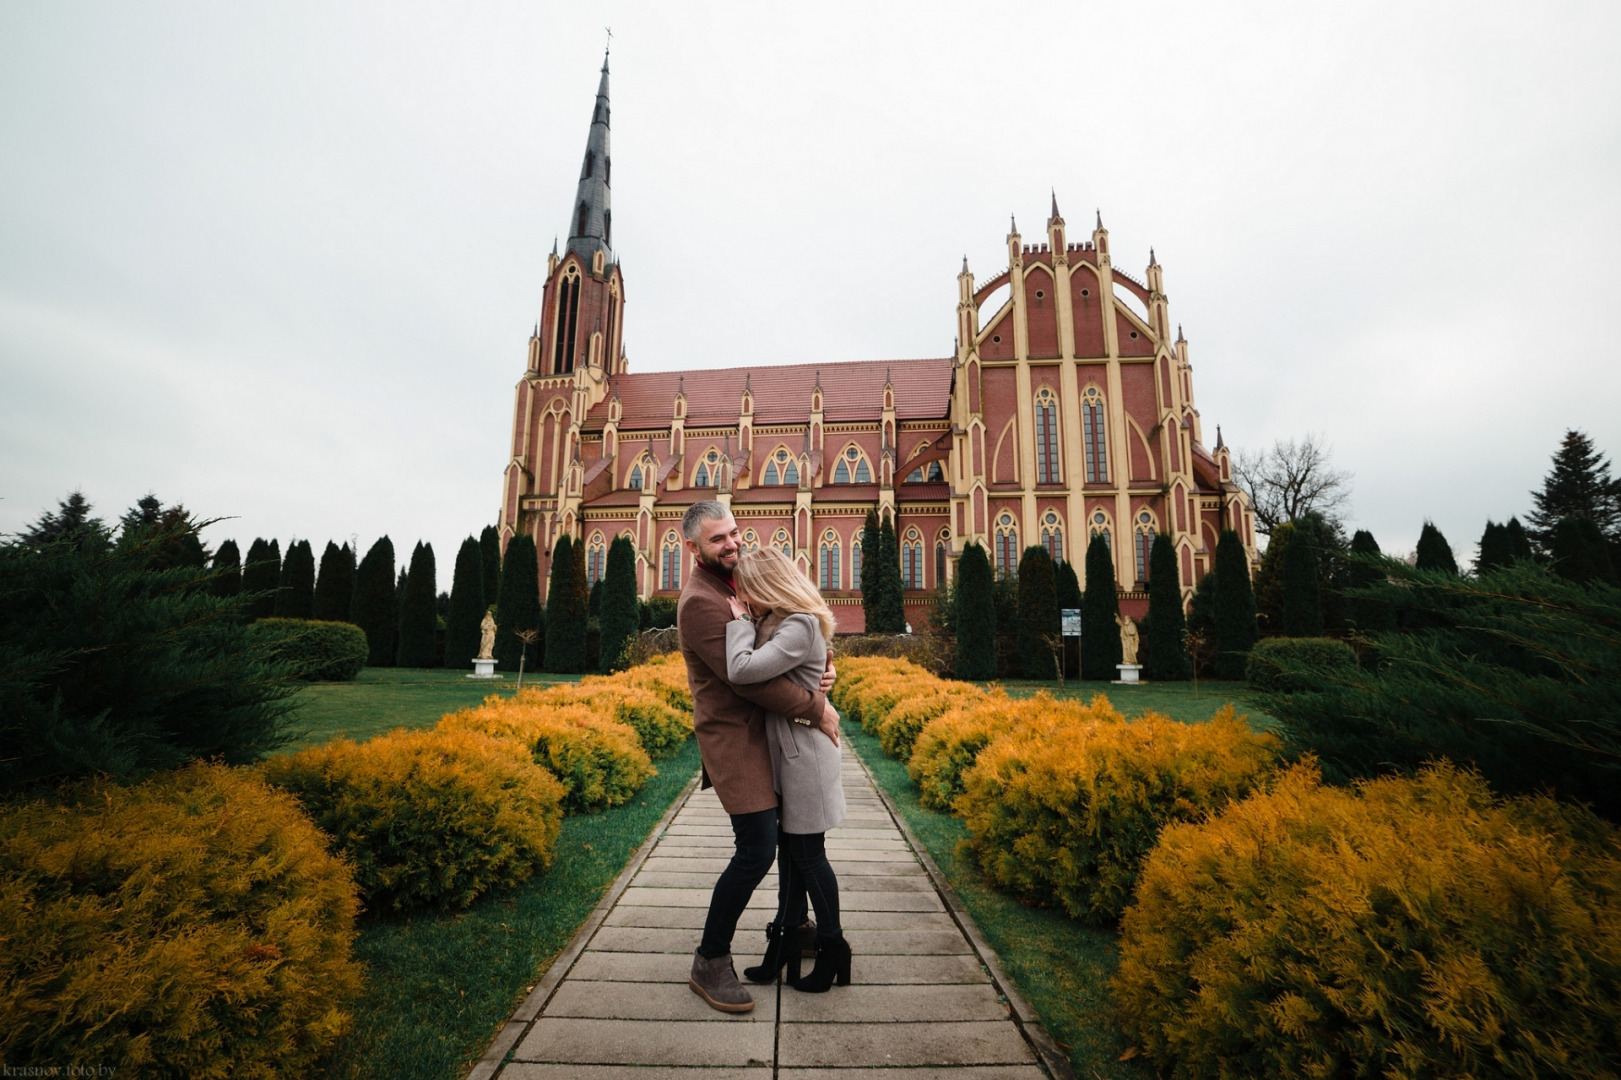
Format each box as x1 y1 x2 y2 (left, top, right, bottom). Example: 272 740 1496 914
598 536 641 672
859 509 882 628
313 541 355 622
1187 570 1219 676
1549 516 1617 585
494 535 543 672
395 542 438 667
479 526 502 610
1281 524 1325 637
210 539 241 599
350 537 396 667
1055 559 1083 679
1145 533 1191 680
1415 521 1458 575
875 515 906 632
953 542 997 680
1252 520 1291 636
1015 545 1059 680
1504 517 1535 563
275 539 316 619
1527 429 1621 551
444 537 486 669
1475 520 1512 575
1212 529 1258 679
544 536 588 673
241 538 281 622
1081 534 1122 679
20 491 107 549
588 579 603 617
1347 529 1395 633
118 494 206 570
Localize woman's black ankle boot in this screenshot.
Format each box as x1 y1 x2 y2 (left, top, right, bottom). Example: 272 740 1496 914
743 920 814 983
793 932 852 993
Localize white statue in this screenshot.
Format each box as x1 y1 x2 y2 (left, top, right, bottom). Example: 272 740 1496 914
478 610 497 660
1117 615 1140 666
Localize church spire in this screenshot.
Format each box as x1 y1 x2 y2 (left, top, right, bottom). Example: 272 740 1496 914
566 51 613 263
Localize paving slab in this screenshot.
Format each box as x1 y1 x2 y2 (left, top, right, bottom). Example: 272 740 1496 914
514 1018 775 1066
777 1021 1038 1068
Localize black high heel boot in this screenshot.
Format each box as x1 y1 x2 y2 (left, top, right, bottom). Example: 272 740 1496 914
793 933 852 993
743 920 814 983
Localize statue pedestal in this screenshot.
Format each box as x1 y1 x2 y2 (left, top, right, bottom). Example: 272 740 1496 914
467 658 501 680
1113 664 1143 685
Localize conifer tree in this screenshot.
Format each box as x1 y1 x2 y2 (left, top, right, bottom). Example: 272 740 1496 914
1252 520 1291 636
1015 545 1059 680
395 542 438 667
1081 534 1122 679
210 539 241 599
1528 429 1621 551
350 537 396 667
313 541 355 622
1475 520 1511 575
479 525 502 611
953 542 997 680
1213 529 1257 679
1415 521 1458 575
598 536 640 672
1145 533 1191 680
1281 524 1325 637
875 515 906 632
1055 559 1083 679
443 537 485 669
241 538 281 622
859 509 882 628
1187 570 1219 676
1347 529 1395 633
544 536 587 673
494 535 543 672
1504 516 1535 563
1550 516 1617 585
20 491 107 549
275 539 315 619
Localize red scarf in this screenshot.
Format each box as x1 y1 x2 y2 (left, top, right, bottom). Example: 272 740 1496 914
695 558 735 592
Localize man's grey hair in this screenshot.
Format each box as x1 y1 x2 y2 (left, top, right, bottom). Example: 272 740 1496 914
682 500 731 541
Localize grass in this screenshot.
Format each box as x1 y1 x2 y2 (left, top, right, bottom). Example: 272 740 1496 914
320 738 702 1080
847 723 1148 1079
976 677 1276 731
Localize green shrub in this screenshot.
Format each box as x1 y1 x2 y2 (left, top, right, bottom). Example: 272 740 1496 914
1113 761 1621 1080
245 618 369 682
1244 635 1356 692
262 727 565 911
0 763 362 1077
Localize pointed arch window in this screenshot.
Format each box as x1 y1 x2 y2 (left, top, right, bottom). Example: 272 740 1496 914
995 512 1019 579
694 448 721 488
762 447 799 486
906 459 945 483
603 210 611 246
773 528 792 558
1035 389 1061 483
553 271 581 375
1040 509 1064 563
660 531 681 591
819 531 841 591
902 528 925 590
935 531 949 586
832 445 872 484
1134 510 1157 585
576 202 590 238
584 151 595 179
851 537 863 593
1082 387 1109 483
742 528 759 553
605 157 611 185
586 533 607 586
1091 510 1112 554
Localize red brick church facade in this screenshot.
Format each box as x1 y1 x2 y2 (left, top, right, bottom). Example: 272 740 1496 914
499 57 1257 631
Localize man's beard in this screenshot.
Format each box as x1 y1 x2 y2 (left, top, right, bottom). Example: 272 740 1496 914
696 547 738 573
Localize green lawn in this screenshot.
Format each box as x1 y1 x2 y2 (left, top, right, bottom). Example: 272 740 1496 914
976 677 1276 730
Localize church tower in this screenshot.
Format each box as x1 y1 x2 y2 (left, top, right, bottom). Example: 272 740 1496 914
500 51 626 559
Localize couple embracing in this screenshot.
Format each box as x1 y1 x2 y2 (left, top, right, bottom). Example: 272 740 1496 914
675 500 851 1013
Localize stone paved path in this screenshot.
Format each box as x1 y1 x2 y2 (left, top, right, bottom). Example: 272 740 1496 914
469 744 1069 1079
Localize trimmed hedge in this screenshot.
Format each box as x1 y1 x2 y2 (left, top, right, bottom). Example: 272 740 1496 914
524 678 692 759
244 617 369 682
261 727 565 912
907 690 1025 811
440 700 654 813
958 701 1280 924
1113 761 1621 1079
0 763 362 1077
1245 635 1356 692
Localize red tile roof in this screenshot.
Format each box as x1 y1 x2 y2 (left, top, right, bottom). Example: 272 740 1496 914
585 357 954 431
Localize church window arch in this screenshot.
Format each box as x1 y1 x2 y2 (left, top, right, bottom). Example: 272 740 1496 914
1035 388 1061 483
660 531 681 591
693 448 721 488
586 532 607 586
605 157 611 185
1091 509 1113 553
575 202 590 238
819 530 841 591
902 527 925 590
831 444 872 484
906 459 945 483
584 151 595 178
773 528 792 558
604 210 611 246
627 463 641 489
851 536 863 592
935 530 949 586
1134 510 1158 585
742 528 759 553
995 512 1019 579
1081 387 1109 483
762 447 799 486
1040 509 1064 563
553 269 581 375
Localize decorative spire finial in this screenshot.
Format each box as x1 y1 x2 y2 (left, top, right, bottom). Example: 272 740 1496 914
1010 213 1018 234
1215 424 1225 450
744 372 751 393
961 254 969 274
1177 323 1185 342
677 374 684 396
1149 247 1157 267
814 370 821 390
1050 188 1060 220
1095 208 1103 229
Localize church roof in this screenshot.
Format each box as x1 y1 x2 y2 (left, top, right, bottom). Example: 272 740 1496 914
585 356 954 431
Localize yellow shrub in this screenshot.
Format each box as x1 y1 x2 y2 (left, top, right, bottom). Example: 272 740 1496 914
958 701 1280 923
1113 762 1621 1079
877 684 985 761
907 690 1024 811
617 652 693 713
0 763 362 1078
523 679 691 758
441 699 654 813
262 726 565 912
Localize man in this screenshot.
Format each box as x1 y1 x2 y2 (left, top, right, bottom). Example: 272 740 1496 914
677 499 840 1013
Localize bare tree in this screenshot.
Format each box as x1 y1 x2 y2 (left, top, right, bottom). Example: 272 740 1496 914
1233 434 1353 537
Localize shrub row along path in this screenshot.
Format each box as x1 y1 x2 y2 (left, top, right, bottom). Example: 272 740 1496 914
469 742 1071 1079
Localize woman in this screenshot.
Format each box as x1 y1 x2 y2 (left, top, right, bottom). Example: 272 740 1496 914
724 546 851 992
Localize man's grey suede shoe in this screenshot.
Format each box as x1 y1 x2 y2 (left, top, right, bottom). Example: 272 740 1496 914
689 950 755 1013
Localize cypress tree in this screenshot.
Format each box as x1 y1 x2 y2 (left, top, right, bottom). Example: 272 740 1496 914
1527 429 1621 551
1415 521 1458 574
479 525 502 611
275 539 315 619
494 534 543 672
1475 520 1511 575
544 536 587 673
351 536 397 667
444 537 485 669
1550 516 1616 584
1015 544 1060 680
1145 533 1191 680
1281 524 1325 637
1504 517 1535 563
1187 570 1219 676
588 579 603 617
1055 559 1083 679
241 538 281 622
313 541 355 622
396 542 438 667
210 539 241 599
1212 529 1258 679
1347 529 1395 633
875 515 906 632
1081 533 1122 679
598 536 641 672
953 541 997 680
1252 521 1291 636
859 509 882 629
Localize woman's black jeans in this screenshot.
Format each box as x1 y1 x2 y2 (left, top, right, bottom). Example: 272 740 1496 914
698 807 779 958
777 829 840 939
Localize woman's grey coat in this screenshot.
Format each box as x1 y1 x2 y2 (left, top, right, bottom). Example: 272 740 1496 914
725 612 846 835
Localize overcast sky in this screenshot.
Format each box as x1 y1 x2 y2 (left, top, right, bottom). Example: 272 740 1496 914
4 0 1619 574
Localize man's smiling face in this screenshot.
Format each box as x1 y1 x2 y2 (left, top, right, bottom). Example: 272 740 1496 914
689 512 741 572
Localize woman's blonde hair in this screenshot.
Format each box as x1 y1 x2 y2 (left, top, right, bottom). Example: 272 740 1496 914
734 547 836 644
